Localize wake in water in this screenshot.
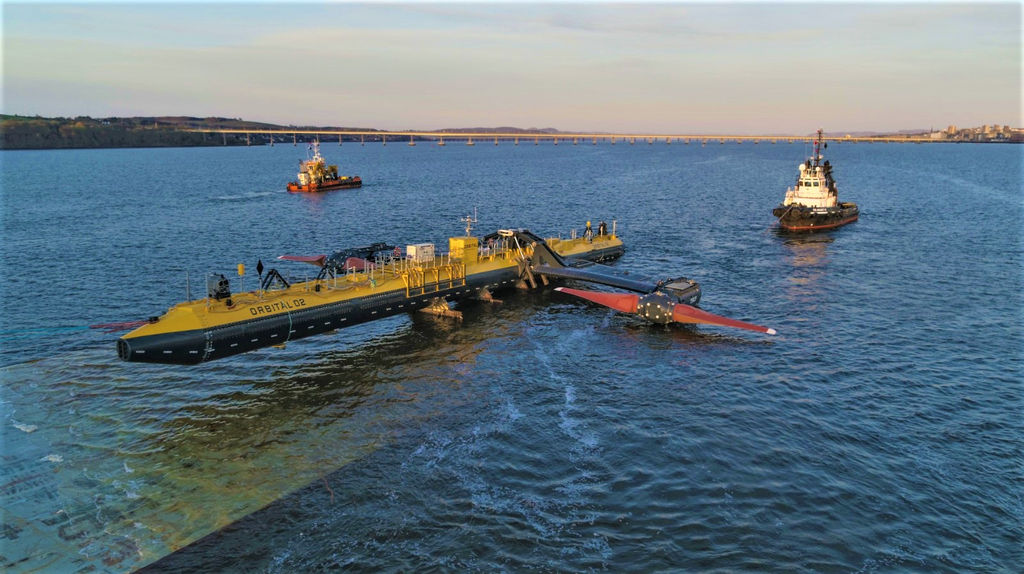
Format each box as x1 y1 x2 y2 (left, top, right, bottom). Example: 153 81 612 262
214 190 276 201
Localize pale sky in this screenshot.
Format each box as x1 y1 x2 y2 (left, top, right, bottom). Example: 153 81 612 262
2 1 1020 134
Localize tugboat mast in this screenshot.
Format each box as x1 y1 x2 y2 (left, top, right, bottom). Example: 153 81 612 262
813 128 824 168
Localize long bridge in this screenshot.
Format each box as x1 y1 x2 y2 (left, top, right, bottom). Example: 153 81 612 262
187 128 942 146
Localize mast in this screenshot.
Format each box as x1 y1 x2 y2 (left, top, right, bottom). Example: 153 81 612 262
813 128 823 167
462 207 478 236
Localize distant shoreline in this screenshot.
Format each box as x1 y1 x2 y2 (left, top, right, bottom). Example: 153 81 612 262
2 114 1019 149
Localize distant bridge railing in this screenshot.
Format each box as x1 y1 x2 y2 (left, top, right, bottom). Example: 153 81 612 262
185 128 942 145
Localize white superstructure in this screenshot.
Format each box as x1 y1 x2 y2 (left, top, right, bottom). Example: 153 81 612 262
780 129 839 210
781 160 838 209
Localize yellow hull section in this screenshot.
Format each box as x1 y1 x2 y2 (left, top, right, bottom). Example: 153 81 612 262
119 232 623 363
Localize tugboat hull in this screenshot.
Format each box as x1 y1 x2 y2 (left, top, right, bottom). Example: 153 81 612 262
773 202 859 232
287 177 362 193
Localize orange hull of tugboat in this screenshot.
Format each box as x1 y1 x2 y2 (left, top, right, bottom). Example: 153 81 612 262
287 177 362 193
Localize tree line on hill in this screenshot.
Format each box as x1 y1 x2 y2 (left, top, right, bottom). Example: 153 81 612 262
0 115 384 150
0 115 572 150
0 115 253 149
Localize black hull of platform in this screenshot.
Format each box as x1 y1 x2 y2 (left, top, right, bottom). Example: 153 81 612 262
118 268 519 364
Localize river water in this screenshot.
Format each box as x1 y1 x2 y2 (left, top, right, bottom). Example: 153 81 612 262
1 140 1021 572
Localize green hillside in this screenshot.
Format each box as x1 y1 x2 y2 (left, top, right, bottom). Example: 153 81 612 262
0 115 362 149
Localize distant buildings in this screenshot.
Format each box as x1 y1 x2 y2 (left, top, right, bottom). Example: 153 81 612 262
924 124 1022 142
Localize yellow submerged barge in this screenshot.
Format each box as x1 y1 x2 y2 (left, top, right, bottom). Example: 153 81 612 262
118 226 631 364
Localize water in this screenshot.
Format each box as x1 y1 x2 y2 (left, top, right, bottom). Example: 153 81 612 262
1 141 1021 572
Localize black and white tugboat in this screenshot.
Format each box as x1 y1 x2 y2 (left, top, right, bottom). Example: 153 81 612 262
772 129 858 232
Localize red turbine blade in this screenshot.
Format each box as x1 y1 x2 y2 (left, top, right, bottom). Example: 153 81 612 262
672 303 777 335
555 287 640 313
277 254 327 267
90 320 150 333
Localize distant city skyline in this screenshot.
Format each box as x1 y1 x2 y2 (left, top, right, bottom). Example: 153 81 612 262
3 2 1020 134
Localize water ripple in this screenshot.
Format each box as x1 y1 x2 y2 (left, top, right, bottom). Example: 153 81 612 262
2 143 1021 572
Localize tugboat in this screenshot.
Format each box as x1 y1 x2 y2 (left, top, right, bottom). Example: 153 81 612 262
286 141 362 193
772 129 858 232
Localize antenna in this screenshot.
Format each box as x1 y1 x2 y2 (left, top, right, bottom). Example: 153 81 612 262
462 207 478 236
814 128 823 166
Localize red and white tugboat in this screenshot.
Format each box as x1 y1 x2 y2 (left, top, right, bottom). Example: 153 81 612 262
772 129 858 232
287 141 362 193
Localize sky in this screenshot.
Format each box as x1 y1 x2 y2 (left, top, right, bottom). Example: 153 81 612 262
2 1 1021 134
